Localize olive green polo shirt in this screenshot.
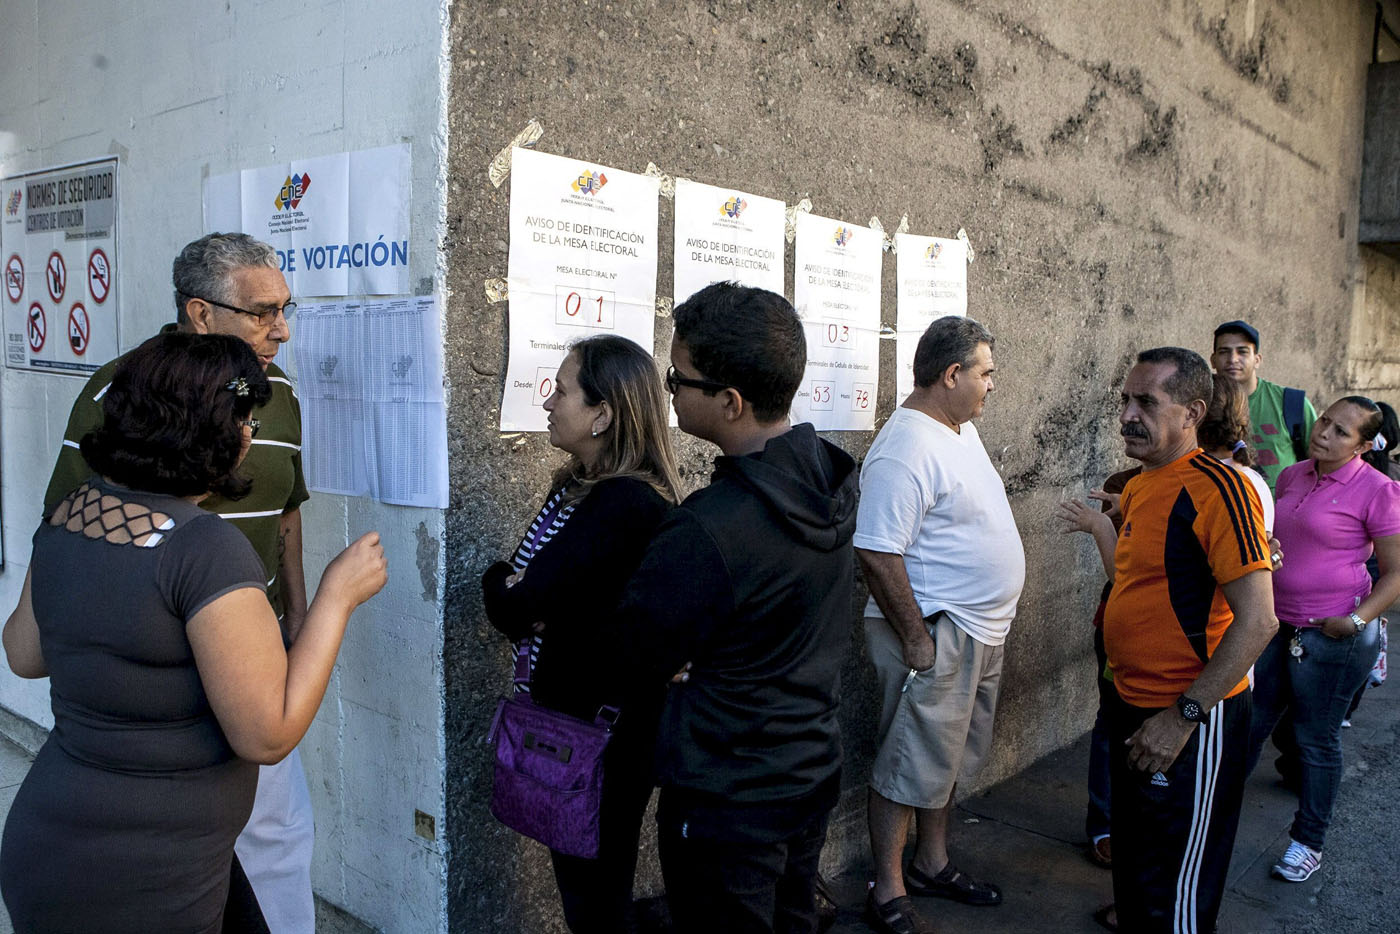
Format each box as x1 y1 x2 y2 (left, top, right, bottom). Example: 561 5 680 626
43 331 309 624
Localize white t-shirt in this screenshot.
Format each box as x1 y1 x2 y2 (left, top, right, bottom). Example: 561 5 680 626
854 407 1026 645
1214 453 1275 534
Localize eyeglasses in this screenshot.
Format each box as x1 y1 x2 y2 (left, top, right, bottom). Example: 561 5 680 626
665 364 732 396
239 418 261 438
182 293 296 325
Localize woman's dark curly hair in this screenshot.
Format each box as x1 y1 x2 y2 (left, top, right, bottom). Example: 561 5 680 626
81 332 271 498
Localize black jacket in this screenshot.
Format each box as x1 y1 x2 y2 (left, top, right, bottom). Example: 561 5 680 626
615 423 858 810
482 476 671 724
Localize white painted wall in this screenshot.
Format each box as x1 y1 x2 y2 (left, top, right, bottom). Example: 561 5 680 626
0 2 449 931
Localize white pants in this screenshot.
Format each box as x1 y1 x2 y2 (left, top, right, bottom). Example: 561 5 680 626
234 748 316 934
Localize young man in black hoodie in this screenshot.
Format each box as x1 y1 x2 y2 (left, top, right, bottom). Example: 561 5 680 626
614 282 859 934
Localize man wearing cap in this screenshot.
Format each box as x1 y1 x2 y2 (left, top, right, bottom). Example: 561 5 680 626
1210 320 1317 492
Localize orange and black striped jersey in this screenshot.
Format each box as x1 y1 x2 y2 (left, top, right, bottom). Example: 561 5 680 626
1104 449 1271 707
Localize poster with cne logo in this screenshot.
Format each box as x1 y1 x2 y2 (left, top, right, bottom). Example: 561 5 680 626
2 157 120 376
202 144 411 297
672 178 784 306
790 212 881 431
894 233 967 403
501 147 660 431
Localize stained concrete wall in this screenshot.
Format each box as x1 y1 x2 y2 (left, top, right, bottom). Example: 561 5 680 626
0 2 449 930
444 0 1379 929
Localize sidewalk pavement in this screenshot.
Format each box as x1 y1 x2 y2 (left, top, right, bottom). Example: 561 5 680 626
0 682 1394 933
824 677 1400 934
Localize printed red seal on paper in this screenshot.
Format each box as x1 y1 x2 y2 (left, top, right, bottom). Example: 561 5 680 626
87 248 111 304
68 303 90 356
27 302 46 352
4 254 22 303
46 251 66 304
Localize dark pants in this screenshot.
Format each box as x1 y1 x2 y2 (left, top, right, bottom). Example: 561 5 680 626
1108 689 1251 934
550 736 656 934
224 853 270 933
1086 627 1113 841
1245 623 1380 849
657 796 831 934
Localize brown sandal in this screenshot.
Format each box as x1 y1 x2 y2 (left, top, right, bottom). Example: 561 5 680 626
906 861 1003 906
865 891 937 934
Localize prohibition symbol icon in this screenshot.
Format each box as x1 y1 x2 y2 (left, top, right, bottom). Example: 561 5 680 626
68 303 90 356
4 254 21 303
27 302 46 352
88 248 110 304
46 251 66 304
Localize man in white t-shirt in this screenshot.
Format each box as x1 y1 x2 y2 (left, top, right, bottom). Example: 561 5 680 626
855 316 1026 934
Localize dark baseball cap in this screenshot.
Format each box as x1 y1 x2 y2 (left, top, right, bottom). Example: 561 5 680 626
1213 320 1259 350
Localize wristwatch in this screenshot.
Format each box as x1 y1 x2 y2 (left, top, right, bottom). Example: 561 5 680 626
1176 695 1210 723
1349 612 1369 634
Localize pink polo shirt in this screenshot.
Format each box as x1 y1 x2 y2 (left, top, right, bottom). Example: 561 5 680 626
1273 457 1400 624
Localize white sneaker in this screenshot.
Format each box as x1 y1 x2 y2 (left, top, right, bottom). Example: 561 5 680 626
1272 839 1322 882
1341 719 1352 728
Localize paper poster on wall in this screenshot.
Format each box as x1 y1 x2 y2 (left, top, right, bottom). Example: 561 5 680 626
202 144 411 297
672 179 784 306
290 297 447 508
2 158 120 376
790 213 881 431
894 233 967 402
501 148 660 431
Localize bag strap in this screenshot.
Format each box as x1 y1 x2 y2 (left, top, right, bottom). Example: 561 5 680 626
512 639 535 690
1283 387 1308 460
510 493 569 692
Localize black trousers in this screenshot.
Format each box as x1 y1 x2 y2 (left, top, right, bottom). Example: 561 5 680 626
549 734 657 934
223 853 270 933
1107 689 1251 934
657 796 831 934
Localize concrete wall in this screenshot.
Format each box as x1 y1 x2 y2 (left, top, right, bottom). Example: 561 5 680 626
1360 61 1400 249
0 2 449 930
1348 246 1400 395
444 0 1377 929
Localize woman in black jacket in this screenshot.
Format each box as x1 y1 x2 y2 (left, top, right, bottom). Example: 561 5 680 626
483 335 681 933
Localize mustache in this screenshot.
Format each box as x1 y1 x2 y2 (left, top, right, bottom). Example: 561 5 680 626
1121 425 1149 439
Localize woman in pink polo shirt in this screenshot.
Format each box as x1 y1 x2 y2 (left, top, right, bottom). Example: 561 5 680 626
1245 395 1400 885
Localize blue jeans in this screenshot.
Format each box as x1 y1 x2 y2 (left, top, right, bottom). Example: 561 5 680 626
1246 622 1381 850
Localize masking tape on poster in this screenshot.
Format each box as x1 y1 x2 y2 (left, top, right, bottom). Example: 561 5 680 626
488 119 544 188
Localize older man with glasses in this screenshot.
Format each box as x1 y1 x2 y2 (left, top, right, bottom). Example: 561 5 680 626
44 231 316 933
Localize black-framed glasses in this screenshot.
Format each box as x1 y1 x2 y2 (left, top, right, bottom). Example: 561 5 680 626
239 418 261 438
665 364 732 396
182 292 296 324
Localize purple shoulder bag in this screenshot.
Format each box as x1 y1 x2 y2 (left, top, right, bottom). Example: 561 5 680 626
488 639 618 859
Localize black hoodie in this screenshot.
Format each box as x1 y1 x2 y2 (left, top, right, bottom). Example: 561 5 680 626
615 423 858 831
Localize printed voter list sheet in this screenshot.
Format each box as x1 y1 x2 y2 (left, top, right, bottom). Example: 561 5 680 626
502 148 660 431
672 179 784 306
293 297 447 508
790 213 881 431
894 234 967 402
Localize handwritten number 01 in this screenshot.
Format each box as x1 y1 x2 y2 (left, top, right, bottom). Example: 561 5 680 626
564 292 606 323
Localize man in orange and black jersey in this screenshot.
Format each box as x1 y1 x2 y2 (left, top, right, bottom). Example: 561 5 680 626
1101 347 1277 933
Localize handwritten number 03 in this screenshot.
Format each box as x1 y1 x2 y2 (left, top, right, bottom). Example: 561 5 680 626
564 292 606 324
